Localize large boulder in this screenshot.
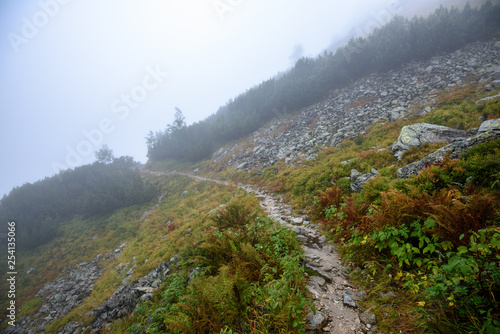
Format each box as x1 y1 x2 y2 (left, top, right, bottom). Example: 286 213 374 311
478 118 500 135
397 119 500 178
391 123 467 160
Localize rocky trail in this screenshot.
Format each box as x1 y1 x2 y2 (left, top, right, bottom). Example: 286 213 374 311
240 183 374 333
10 171 374 334
166 171 375 333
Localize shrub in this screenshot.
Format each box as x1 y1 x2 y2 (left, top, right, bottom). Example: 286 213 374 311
420 228 500 333
167 218 308 333
210 199 258 231
360 176 391 206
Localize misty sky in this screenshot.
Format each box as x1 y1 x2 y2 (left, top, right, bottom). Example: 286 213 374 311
0 0 486 197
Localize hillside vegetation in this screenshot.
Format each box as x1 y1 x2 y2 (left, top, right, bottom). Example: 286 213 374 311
1 174 310 333
0 154 157 250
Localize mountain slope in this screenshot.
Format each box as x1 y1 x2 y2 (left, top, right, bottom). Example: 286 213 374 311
209 40 500 172
2 13 500 334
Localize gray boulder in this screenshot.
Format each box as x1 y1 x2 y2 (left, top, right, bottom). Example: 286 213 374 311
478 118 500 135
397 119 500 178
360 308 377 326
387 107 406 122
391 123 467 160
476 93 500 105
350 169 378 192
343 293 358 308
306 311 327 330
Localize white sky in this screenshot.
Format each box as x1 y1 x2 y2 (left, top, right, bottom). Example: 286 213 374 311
0 0 487 197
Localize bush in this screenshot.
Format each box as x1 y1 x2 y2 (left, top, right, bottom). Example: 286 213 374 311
210 200 257 230
126 214 309 334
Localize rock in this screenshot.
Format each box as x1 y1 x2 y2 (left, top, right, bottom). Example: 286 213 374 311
419 106 433 115
26 267 35 274
350 169 362 181
380 291 397 299
306 311 327 330
135 287 154 293
397 119 500 178
151 279 161 288
491 80 500 88
296 235 308 244
309 276 326 288
236 162 247 170
292 226 305 235
186 267 200 283
476 93 500 104
391 123 467 160
350 170 378 193
87 260 174 332
34 255 103 321
140 293 153 301
57 321 83 334
478 118 500 134
343 293 358 308
360 308 377 325
388 106 406 122
2 327 23 334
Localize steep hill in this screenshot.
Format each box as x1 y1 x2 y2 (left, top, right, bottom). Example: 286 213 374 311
211 40 499 171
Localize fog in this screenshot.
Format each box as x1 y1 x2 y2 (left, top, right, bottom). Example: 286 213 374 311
0 0 487 197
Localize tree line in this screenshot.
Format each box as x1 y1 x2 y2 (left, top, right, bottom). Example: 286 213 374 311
0 150 157 250
146 2 500 162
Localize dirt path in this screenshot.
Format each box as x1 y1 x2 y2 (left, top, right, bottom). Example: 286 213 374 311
150 170 377 333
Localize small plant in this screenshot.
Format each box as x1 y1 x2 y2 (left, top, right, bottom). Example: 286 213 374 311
210 199 257 230
355 132 365 145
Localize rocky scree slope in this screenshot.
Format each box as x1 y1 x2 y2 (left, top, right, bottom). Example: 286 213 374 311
213 40 500 170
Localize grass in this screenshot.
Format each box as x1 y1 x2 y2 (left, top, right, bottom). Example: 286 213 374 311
1 174 244 332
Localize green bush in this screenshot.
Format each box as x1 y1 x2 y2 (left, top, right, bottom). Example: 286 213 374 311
124 214 309 334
